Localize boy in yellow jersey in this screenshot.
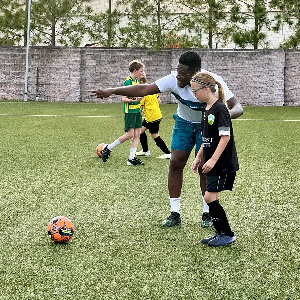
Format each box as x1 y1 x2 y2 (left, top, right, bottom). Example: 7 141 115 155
136 76 171 159
101 60 145 165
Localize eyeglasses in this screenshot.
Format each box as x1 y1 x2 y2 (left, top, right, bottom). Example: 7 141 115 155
191 86 206 93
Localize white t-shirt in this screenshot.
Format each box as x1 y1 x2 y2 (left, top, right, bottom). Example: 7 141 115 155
155 69 234 123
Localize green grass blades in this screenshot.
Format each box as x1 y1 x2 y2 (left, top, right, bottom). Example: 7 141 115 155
0 102 299 299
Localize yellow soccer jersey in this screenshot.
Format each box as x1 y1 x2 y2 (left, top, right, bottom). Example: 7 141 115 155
140 94 162 122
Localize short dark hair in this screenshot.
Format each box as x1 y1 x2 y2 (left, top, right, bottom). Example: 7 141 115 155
179 51 201 72
129 60 145 72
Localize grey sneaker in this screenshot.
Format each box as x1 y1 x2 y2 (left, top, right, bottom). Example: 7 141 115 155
101 146 111 162
200 233 218 245
208 233 236 247
161 212 181 227
201 212 213 228
127 157 145 166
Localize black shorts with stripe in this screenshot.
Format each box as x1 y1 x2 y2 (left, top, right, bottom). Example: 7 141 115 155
206 172 236 192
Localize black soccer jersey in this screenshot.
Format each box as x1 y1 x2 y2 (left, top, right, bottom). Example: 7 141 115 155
202 100 239 175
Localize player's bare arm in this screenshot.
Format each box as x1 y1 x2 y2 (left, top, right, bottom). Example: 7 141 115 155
89 83 160 99
226 96 243 119
202 135 230 173
88 88 114 98
192 145 204 174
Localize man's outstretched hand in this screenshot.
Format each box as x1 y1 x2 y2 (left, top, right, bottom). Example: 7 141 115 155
88 89 112 98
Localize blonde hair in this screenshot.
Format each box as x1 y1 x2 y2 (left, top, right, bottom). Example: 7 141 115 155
191 72 226 106
139 75 147 84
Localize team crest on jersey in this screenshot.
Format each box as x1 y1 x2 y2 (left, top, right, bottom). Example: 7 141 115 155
208 114 215 125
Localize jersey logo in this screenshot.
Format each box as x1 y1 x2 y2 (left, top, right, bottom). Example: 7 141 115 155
171 92 206 111
208 114 215 125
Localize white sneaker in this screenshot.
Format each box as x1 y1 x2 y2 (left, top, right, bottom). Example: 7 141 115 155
157 153 171 159
136 150 151 157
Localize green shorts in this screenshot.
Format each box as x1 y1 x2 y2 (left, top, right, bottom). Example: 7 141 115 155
124 112 142 131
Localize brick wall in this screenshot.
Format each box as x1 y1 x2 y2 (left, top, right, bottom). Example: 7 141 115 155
284 51 300 106
0 47 299 106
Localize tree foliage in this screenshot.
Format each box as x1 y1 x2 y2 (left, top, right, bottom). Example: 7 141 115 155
0 0 300 49
270 0 300 49
116 0 180 50
0 0 26 45
176 0 237 49
0 0 93 46
229 0 271 49
30 0 93 46
87 5 122 47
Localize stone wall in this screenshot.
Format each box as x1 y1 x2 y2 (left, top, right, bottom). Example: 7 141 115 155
0 47 299 106
284 51 300 106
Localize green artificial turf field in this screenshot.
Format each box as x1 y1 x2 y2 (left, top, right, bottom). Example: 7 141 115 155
0 102 299 299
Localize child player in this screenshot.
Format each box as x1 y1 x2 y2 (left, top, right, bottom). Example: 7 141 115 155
90 51 243 227
101 60 145 166
191 72 239 247
136 75 171 159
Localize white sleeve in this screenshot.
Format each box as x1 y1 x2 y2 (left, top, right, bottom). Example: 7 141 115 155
219 126 231 136
155 74 177 93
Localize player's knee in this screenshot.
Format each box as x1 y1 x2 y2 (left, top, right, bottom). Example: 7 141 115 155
126 132 134 139
169 158 185 171
204 192 218 203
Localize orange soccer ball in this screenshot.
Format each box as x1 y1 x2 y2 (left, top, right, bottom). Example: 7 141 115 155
96 143 106 157
47 216 75 243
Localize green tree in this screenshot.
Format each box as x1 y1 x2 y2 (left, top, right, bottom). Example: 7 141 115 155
270 0 300 49
230 0 271 49
30 0 92 46
116 0 179 50
0 0 26 45
87 0 122 47
174 0 237 49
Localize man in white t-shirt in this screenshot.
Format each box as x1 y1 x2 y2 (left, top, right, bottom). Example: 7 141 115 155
89 51 243 227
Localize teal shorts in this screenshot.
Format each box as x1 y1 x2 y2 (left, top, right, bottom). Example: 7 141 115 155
124 112 142 131
171 114 202 154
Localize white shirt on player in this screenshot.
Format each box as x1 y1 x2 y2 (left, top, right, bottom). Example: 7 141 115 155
155 69 234 123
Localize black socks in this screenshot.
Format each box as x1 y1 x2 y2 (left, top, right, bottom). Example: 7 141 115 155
208 200 234 237
140 132 148 152
154 136 170 154
140 133 170 154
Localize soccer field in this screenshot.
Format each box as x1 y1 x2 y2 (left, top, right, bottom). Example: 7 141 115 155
0 102 299 299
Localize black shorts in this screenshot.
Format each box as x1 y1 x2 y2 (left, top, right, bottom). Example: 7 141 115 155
142 118 161 134
206 172 236 192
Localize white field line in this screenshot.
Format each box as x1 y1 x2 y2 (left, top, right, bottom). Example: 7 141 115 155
234 118 300 122
0 114 115 118
0 114 299 121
